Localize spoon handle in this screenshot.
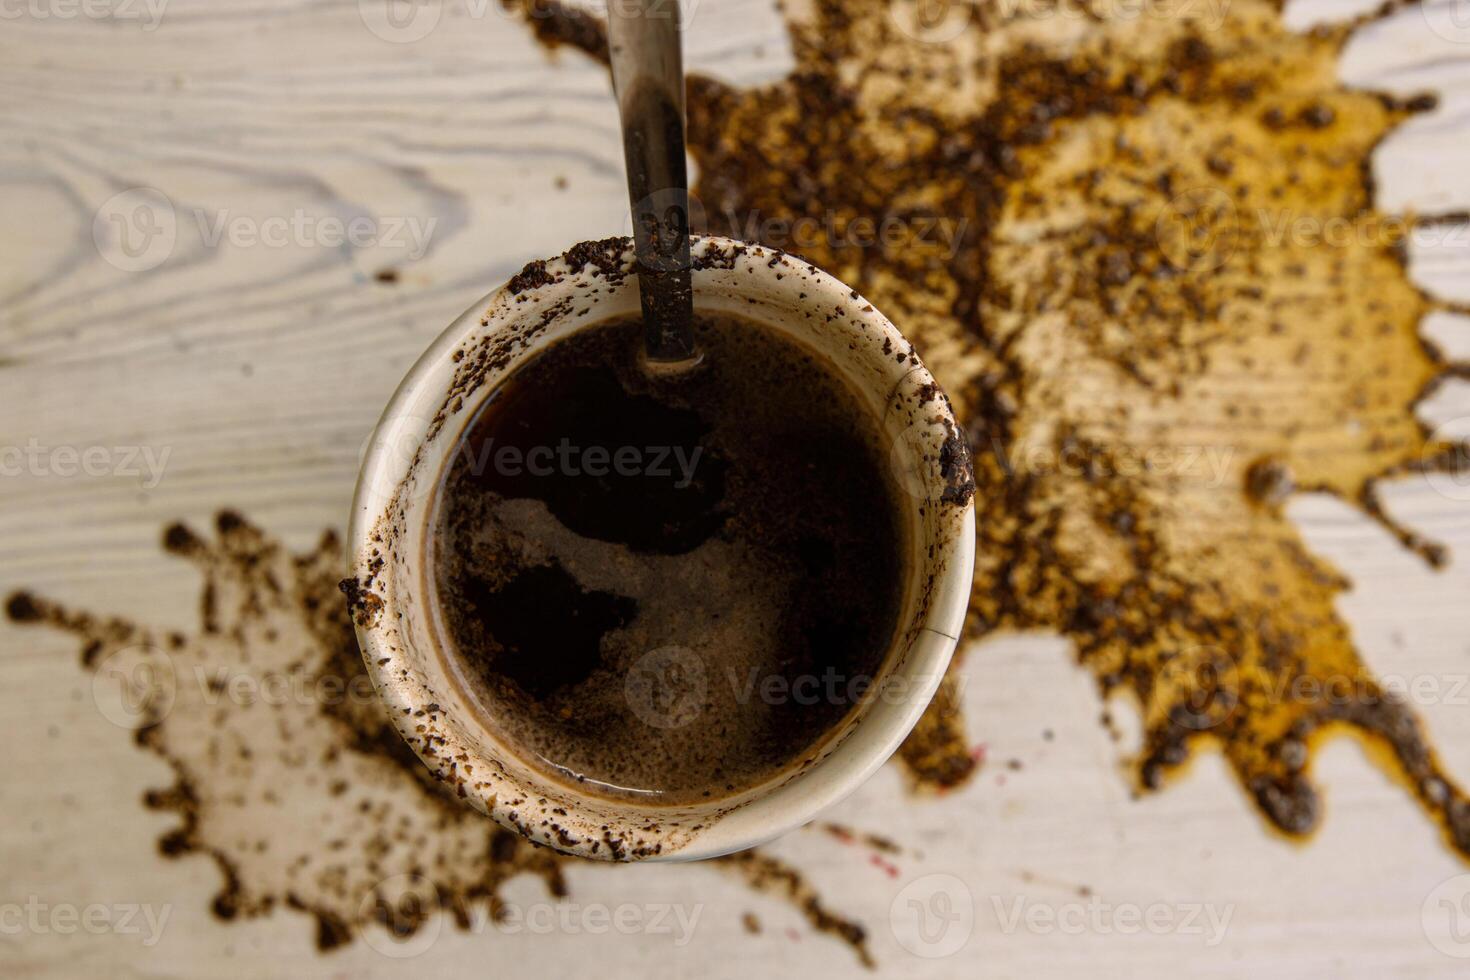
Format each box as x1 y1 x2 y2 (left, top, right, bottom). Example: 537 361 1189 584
607 0 698 363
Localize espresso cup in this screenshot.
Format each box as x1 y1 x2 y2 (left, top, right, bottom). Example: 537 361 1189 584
345 235 975 861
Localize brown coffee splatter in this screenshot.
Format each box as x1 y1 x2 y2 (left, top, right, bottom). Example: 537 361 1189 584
895 673 976 789
819 822 902 855
8 513 566 948
508 0 1470 855
716 850 874 967
6 512 871 961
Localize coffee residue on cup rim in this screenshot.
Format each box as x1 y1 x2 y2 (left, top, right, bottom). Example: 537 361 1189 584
342 230 972 863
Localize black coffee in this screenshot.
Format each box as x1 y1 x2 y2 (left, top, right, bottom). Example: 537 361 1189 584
428 312 906 804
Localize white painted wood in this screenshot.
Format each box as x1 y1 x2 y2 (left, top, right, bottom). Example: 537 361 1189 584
3 0 1470 976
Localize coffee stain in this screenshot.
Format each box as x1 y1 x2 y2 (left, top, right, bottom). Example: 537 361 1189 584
9 514 565 948
11 0 1470 966
818 822 903 854
508 0 1470 854
894 673 974 789
716 850 874 966
6 512 871 961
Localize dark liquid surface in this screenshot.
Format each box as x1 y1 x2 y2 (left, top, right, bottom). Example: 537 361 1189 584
429 313 907 804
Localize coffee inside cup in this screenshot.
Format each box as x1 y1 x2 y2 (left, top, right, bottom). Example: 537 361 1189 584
426 310 909 805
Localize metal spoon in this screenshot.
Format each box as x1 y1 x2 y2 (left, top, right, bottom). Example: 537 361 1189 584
607 0 700 367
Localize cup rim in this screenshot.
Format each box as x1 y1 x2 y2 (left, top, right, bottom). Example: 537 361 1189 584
346 235 975 861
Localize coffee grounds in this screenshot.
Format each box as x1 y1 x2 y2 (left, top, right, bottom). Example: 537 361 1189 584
431 312 906 803
720 849 875 967
11 0 1470 965
506 0 1470 857
6 512 873 961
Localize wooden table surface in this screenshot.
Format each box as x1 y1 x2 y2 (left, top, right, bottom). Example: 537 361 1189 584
4 0 1470 976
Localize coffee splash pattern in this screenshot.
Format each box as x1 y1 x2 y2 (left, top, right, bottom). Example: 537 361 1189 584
5 513 871 960
7 0 1470 964
513 0 1470 851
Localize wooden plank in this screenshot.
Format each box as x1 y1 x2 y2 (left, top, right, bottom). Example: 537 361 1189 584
3 0 1470 976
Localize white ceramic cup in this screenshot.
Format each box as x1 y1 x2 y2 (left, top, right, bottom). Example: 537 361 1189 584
345 235 975 861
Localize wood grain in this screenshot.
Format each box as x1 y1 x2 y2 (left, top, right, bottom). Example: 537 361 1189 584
3 0 1470 976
